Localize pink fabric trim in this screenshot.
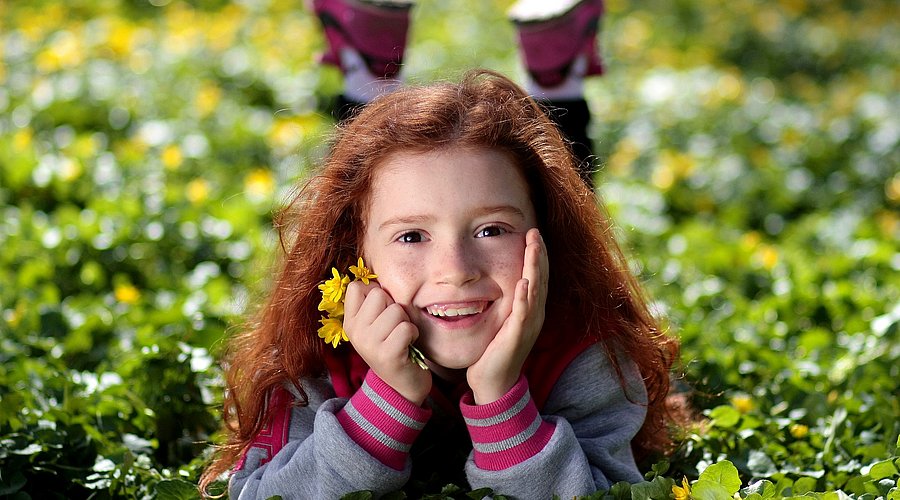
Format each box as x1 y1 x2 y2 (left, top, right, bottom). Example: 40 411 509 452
460 375 555 471
468 427 554 471
460 375 530 418
235 386 293 471
336 370 431 471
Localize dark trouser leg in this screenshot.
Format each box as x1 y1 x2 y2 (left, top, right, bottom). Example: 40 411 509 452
540 98 595 188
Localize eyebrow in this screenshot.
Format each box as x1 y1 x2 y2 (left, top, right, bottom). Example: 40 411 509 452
377 205 526 231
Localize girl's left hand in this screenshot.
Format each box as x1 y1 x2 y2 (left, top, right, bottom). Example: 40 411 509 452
466 227 548 404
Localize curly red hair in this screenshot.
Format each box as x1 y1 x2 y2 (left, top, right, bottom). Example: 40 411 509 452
200 69 680 493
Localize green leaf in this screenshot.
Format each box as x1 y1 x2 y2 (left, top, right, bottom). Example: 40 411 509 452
821 490 854 500
630 476 675 500
709 406 742 428
630 481 652 500
741 479 778 499
868 459 900 480
608 481 632 500
0 470 27 495
467 488 494 499
154 479 201 500
645 459 671 480
440 483 463 494
793 477 818 495
340 492 374 500
699 461 743 495
692 480 733 500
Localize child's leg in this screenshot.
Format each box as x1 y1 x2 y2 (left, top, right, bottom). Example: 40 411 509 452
310 0 414 121
509 0 604 187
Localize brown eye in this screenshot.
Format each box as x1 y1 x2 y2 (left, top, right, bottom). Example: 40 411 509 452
475 226 505 238
398 232 423 243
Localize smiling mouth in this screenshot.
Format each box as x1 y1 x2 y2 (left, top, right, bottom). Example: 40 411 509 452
424 302 488 319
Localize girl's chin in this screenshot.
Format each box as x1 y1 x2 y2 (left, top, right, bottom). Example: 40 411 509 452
425 362 467 383
420 350 486 380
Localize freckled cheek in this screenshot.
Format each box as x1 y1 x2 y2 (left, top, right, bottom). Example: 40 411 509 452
485 243 527 292
371 258 422 306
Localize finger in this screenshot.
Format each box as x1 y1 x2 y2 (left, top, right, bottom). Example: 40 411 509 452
368 302 410 342
523 228 548 305
352 285 393 324
345 285 393 344
384 321 419 357
344 280 379 317
513 278 531 324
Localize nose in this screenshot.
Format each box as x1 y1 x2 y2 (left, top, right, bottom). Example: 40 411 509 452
433 239 480 287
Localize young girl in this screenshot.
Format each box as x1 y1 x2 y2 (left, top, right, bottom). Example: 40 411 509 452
200 70 680 498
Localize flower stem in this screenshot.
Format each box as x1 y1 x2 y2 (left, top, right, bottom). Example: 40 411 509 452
409 345 429 370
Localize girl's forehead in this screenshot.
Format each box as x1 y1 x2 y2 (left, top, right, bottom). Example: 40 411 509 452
363 146 537 226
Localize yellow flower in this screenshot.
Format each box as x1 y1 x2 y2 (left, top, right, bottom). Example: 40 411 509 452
195 81 223 117
115 283 141 304
886 173 900 203
756 245 779 270
315 258 427 369
318 268 350 304
318 295 344 317
349 257 377 285
13 129 33 151
318 316 347 348
731 395 754 414
244 169 275 200
59 158 82 182
186 178 210 204
673 476 692 500
790 424 809 439
162 144 183 170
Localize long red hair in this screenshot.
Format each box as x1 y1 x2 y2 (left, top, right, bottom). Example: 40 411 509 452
200 69 680 493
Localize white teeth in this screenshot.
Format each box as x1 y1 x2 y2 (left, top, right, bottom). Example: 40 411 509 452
426 305 483 317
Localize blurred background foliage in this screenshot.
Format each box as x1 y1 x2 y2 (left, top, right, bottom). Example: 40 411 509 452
0 0 898 498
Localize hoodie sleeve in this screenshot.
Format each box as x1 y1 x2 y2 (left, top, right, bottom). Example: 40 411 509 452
229 372 431 499
462 344 648 498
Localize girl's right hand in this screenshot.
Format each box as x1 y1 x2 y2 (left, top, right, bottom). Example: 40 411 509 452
343 281 432 405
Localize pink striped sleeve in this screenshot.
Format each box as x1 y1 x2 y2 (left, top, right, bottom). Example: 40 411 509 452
459 375 555 471
336 370 432 470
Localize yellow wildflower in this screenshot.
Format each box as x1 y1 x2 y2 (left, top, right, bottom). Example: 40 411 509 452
244 169 275 200
886 173 900 203
268 118 303 151
186 178 210 204
162 144 183 170
318 295 344 317
115 283 141 304
790 424 809 439
318 268 350 304
607 138 640 177
195 81 223 117
757 245 779 270
349 257 377 285
315 259 427 370
731 395 754 414
107 20 137 57
13 129 33 151
717 72 744 102
59 158 82 182
673 476 692 500
318 316 347 348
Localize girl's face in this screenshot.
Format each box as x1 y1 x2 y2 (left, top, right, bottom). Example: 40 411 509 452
362 147 538 375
